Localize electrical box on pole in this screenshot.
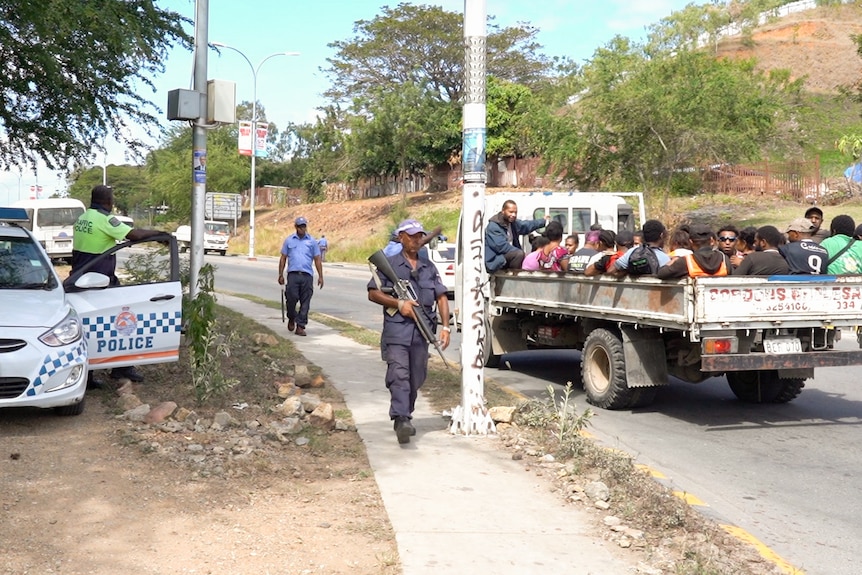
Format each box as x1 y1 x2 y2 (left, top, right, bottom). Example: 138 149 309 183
206 79 237 123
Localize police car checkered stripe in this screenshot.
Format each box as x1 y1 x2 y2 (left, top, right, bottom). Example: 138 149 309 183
26 340 87 395
82 311 183 338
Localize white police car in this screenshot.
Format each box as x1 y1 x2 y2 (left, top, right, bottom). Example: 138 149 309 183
0 207 182 416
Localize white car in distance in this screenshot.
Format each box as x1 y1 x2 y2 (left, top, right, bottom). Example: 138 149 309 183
428 240 455 298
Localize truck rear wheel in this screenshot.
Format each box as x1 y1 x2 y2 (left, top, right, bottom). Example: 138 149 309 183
582 328 631 409
726 371 805 403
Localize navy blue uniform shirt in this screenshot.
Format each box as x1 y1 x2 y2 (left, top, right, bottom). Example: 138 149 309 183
368 252 447 345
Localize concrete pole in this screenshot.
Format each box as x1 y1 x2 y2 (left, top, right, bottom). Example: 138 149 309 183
450 0 495 436
189 0 208 298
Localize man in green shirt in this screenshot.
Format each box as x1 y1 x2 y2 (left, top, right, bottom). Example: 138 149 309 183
72 185 164 383
821 214 862 274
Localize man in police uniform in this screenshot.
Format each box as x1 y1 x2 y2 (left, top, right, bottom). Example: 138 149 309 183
72 184 164 383
367 219 450 444
277 216 324 337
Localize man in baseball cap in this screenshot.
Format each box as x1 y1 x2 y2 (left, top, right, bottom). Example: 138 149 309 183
657 223 731 278
277 215 324 336
804 206 829 243
786 217 815 234
395 219 425 235
781 217 827 274
367 218 450 444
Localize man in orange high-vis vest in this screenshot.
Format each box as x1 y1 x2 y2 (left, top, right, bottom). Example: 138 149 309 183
657 224 730 279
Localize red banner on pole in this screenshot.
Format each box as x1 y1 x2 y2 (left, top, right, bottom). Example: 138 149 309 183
238 121 252 156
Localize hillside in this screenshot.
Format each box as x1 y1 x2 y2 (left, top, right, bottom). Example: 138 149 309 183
716 3 862 93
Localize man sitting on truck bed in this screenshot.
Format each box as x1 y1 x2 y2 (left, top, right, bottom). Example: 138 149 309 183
485 200 549 272
608 219 670 277
732 225 789 276
656 224 731 278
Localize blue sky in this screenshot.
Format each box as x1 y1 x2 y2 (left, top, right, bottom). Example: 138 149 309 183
1 0 693 204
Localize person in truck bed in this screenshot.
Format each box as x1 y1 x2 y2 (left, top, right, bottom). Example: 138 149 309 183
657 224 731 278
484 199 549 272
732 225 789 276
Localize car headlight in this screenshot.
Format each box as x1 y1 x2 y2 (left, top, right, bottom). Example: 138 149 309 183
39 309 82 346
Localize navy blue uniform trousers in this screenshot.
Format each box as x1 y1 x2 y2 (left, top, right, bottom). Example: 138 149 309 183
285 271 314 328
384 337 428 420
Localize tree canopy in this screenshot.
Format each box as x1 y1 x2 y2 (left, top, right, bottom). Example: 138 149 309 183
323 3 552 106
0 0 190 172
540 36 800 206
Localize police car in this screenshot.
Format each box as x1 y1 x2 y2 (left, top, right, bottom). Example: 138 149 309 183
0 207 182 416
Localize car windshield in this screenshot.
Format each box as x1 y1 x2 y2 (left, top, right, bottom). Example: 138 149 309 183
205 222 229 234
0 237 55 289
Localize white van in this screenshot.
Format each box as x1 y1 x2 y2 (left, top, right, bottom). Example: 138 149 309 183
12 198 86 261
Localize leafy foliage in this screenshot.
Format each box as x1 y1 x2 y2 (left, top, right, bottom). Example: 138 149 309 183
323 3 552 106
0 0 191 171
540 38 800 207
184 263 238 403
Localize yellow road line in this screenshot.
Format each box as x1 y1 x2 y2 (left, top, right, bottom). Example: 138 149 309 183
721 524 806 575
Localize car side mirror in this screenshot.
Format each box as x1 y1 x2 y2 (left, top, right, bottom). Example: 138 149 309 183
75 272 111 290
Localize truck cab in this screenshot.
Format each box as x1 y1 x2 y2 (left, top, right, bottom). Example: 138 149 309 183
173 220 230 255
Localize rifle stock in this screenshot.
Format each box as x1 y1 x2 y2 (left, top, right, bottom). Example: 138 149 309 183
368 250 451 369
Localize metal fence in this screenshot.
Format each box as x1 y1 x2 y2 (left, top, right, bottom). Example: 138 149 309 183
701 159 822 201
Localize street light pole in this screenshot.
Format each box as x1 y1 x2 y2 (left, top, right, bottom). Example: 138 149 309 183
210 43 298 260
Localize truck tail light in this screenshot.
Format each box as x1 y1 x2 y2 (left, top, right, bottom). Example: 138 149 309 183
703 337 738 355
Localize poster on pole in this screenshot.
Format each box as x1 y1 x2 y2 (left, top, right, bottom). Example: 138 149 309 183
254 123 269 158
462 127 486 181
193 149 206 184
238 121 253 156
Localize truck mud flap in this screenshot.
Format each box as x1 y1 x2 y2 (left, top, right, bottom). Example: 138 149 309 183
702 349 862 372
620 326 667 388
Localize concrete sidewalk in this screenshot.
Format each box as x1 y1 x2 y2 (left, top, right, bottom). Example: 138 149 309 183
217 293 637 575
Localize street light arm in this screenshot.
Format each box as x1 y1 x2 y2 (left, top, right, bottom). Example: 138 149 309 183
208 42 299 262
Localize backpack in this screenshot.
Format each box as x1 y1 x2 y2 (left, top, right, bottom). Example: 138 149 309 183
626 245 660 276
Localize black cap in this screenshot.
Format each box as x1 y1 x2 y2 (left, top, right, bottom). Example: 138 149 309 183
805 206 823 218
689 224 713 241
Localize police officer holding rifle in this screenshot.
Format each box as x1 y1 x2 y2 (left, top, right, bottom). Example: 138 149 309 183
367 219 451 445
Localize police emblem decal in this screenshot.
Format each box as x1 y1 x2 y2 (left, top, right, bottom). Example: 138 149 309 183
115 307 137 337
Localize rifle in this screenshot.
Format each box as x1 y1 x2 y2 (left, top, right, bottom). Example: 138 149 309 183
368 249 451 369
280 288 285 323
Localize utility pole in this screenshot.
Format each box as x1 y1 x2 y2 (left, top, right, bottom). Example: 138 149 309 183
450 0 494 436
189 0 209 298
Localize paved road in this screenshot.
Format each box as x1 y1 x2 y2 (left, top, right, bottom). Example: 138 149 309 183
213 255 862 575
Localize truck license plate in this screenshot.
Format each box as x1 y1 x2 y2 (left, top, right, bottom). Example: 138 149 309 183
763 337 802 354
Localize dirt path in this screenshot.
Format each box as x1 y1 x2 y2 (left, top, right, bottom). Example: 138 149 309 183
0 398 398 575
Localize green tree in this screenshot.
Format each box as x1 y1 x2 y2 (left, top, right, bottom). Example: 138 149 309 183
324 3 552 106
348 84 460 184
146 122 249 222
0 0 190 172
291 108 351 201
541 39 800 208
67 164 151 215
486 77 543 160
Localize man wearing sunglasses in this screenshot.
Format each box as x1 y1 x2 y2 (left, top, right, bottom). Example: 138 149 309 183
716 225 740 258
